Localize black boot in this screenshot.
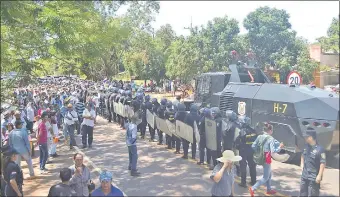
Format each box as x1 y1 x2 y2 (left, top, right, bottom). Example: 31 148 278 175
131 170 141 176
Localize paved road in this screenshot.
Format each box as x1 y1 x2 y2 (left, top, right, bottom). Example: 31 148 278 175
77 117 339 196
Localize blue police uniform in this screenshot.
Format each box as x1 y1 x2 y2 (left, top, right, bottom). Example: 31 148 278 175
300 131 326 197
235 124 257 186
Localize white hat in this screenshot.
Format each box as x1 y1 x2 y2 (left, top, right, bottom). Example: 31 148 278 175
217 150 242 162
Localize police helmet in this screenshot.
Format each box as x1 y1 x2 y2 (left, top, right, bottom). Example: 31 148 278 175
203 108 212 118
161 98 167 106
166 101 173 109
136 93 144 101
238 115 251 126
151 98 158 104
210 107 220 118
145 95 150 102
177 103 186 112
131 100 140 111
190 104 198 112
225 110 238 121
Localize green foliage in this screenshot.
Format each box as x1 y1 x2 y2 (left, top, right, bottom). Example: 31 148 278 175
0 3 332 88
317 17 339 53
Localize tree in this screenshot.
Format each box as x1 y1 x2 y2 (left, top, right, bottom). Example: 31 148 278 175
243 6 297 68
317 17 339 53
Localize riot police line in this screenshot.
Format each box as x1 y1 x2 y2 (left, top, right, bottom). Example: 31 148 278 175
98 87 259 185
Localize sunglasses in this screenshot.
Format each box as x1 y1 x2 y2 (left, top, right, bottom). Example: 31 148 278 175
100 180 111 183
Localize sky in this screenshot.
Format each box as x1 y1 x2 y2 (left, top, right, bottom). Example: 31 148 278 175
151 1 339 43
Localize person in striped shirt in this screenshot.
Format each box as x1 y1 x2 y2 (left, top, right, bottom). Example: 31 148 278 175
75 98 85 135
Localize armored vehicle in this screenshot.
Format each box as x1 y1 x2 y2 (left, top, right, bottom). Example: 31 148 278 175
207 52 339 163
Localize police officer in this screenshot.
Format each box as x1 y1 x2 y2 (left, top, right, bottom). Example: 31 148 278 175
115 90 122 124
209 107 222 170
119 91 126 128
135 93 144 133
156 98 167 145
123 90 132 124
174 103 186 154
107 91 113 122
235 115 257 187
223 110 238 151
151 98 160 142
2 147 24 197
300 130 326 197
197 108 211 165
183 104 200 159
110 88 118 123
164 101 176 149
140 95 151 139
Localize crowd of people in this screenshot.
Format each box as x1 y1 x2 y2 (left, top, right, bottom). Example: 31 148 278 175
0 76 327 197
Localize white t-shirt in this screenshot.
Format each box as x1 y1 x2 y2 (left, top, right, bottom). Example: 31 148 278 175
82 109 96 127
46 121 52 138
93 97 100 108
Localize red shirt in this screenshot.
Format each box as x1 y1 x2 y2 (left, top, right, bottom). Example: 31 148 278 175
38 121 47 144
265 152 272 164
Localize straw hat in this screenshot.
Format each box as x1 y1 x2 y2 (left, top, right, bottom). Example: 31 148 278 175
217 150 242 163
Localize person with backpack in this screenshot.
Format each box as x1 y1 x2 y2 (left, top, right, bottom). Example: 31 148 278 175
249 122 284 197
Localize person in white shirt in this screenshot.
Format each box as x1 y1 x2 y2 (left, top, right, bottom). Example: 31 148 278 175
81 103 96 149
64 103 78 150
26 102 35 134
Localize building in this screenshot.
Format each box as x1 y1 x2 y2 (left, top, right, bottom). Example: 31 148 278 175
309 44 339 88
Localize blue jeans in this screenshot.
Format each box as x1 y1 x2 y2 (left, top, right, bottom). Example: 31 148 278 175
39 143 48 170
252 163 272 192
128 145 138 171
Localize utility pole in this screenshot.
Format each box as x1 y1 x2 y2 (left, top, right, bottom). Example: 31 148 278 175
184 16 193 31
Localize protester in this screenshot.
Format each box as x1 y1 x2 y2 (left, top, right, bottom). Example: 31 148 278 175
26 102 35 134
47 168 77 197
37 112 49 173
82 103 96 149
249 123 284 196
69 153 91 197
91 170 124 197
64 103 78 150
210 150 241 197
9 120 35 178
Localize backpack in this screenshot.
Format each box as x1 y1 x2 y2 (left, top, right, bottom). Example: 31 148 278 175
253 135 271 165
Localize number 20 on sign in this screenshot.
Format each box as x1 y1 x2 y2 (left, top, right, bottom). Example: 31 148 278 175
287 71 302 85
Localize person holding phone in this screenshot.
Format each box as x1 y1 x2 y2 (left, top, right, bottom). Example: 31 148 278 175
69 153 91 197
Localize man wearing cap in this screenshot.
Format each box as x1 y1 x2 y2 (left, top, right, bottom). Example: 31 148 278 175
210 150 241 197
64 103 78 150
300 130 326 197
9 120 35 178
11 111 27 131
91 170 124 197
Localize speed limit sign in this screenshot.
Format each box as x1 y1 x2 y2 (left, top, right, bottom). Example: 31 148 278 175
287 71 302 85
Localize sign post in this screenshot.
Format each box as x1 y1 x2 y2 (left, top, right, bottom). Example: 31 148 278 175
287 71 302 85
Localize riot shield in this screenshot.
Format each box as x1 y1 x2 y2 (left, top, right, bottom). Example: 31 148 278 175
176 120 194 143
113 103 118 114
194 121 200 144
205 118 217 151
156 117 172 136
146 109 155 128
166 120 180 138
